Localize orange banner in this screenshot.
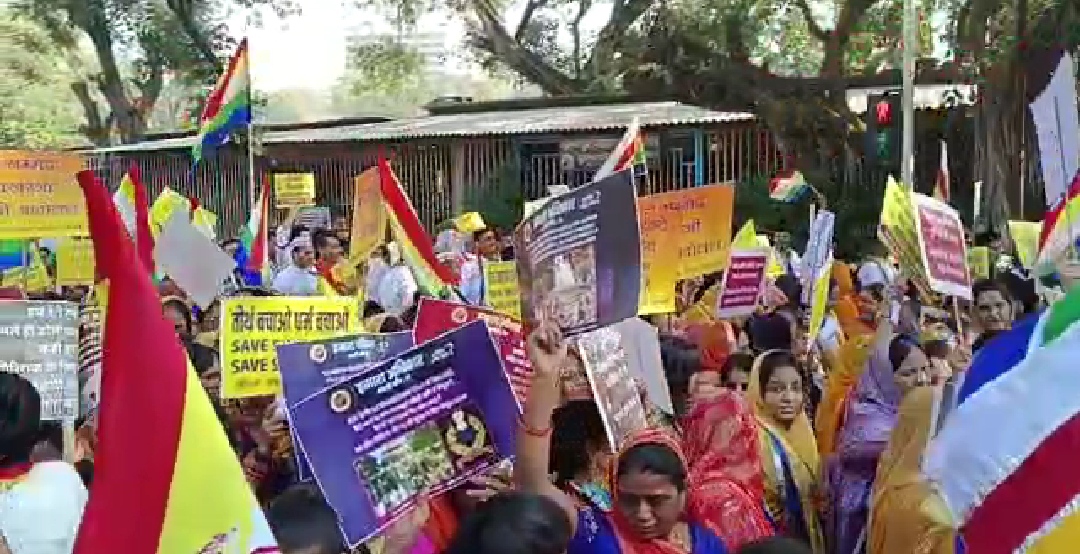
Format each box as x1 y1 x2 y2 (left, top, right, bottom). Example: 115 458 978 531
643 184 735 280
0 151 87 239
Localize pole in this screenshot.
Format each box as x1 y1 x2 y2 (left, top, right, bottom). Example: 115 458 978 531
247 122 257 214
901 0 917 188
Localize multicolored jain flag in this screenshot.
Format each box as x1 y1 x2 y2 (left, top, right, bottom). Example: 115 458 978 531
72 170 279 554
192 38 251 165
593 116 646 182
235 177 272 286
768 169 811 203
923 286 1080 553
1036 170 1080 272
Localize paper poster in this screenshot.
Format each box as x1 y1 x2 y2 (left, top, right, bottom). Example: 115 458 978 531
276 331 414 481
801 210 835 303
576 326 648 452
612 317 673 414
913 193 972 300
154 210 237 308
1008 221 1041 269
514 169 642 336
482 261 522 319
78 300 103 423
0 300 79 420
350 168 387 263
0 151 87 239
274 173 317 208
967 246 992 280
289 320 518 547
879 176 932 299
219 296 360 398
669 184 735 280
1029 52 1079 206
295 206 332 230
55 237 96 286
716 248 769 318
636 194 680 314
413 297 531 409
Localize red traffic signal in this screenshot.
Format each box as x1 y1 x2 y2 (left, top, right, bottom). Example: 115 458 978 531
875 98 893 126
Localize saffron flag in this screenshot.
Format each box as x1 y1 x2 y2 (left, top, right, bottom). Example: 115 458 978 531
924 287 1080 553
130 166 155 275
934 140 951 203
593 116 646 182
192 38 252 164
768 169 811 203
72 170 279 554
378 156 459 298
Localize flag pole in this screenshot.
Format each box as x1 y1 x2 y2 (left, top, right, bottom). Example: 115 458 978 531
247 122 256 216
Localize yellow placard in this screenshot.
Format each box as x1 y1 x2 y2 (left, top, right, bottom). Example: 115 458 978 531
755 234 787 278
0 151 87 239
967 246 991 280
349 168 387 263
807 254 834 342
219 296 360 398
1008 220 1041 269
0 245 51 292
56 236 96 286
669 184 735 280
636 194 680 314
483 260 522 319
151 187 191 233
273 173 316 208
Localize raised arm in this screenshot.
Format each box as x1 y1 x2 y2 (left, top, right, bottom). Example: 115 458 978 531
516 323 579 530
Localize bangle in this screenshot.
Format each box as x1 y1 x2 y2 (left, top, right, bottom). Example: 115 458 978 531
518 416 552 437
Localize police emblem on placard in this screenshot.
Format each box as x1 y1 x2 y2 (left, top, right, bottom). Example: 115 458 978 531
451 306 469 324
329 388 353 413
309 343 328 364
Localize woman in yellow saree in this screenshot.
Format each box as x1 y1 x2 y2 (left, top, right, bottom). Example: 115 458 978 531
747 350 825 553
868 386 958 554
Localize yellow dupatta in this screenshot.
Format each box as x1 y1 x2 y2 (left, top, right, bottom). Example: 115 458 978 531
747 350 825 553
869 386 957 554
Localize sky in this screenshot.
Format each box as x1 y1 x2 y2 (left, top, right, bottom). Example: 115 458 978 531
236 0 612 92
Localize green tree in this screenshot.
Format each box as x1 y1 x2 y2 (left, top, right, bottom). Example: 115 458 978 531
0 13 84 148
11 0 299 145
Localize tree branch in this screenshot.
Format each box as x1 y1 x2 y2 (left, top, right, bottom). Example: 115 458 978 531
71 80 108 145
582 0 651 83
792 0 829 42
163 0 220 67
513 0 550 42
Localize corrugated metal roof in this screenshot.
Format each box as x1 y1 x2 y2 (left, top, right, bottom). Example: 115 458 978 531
89 101 753 154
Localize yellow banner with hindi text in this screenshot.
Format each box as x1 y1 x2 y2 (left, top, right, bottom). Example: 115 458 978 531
0 151 87 239
219 296 360 398
349 168 387 264
56 237 96 286
636 193 680 314
483 260 522 319
273 173 316 208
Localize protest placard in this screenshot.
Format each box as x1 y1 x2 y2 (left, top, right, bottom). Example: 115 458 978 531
77 301 103 424
413 297 531 408
482 260 522 319
277 330 414 481
667 184 735 280
289 320 518 547
612 317 673 414
576 326 648 451
913 193 972 300
636 194 680 314
55 237 96 286
155 210 237 308
273 173 317 208
0 151 87 239
349 168 387 263
220 296 360 398
514 169 642 336
801 210 835 303
716 248 769 318
0 300 79 420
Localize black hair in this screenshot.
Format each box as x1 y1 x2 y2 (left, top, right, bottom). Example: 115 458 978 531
162 298 193 336
773 274 802 311
0 372 42 464
692 272 724 304
616 442 687 491
472 227 497 243
183 339 218 375
549 400 607 485
197 299 220 327
220 238 240 249
998 270 1038 315
721 352 755 382
266 484 346 554
362 300 384 319
312 228 338 253
972 278 1013 306
75 458 94 487
747 313 794 354
737 536 814 554
288 225 309 243
888 334 921 371
922 339 950 360
444 492 572 554
658 334 699 415
377 315 407 333
755 350 802 393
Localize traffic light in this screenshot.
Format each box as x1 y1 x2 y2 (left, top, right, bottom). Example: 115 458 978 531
865 93 901 168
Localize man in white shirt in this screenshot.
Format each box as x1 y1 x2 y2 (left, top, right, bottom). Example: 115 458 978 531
272 235 319 296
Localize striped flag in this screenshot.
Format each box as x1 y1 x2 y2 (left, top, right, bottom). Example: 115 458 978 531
934 140 951 203
72 170 279 554
377 156 460 298
193 38 252 164
593 117 646 182
235 177 272 287
923 287 1080 553
768 169 811 203
1035 171 1080 271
